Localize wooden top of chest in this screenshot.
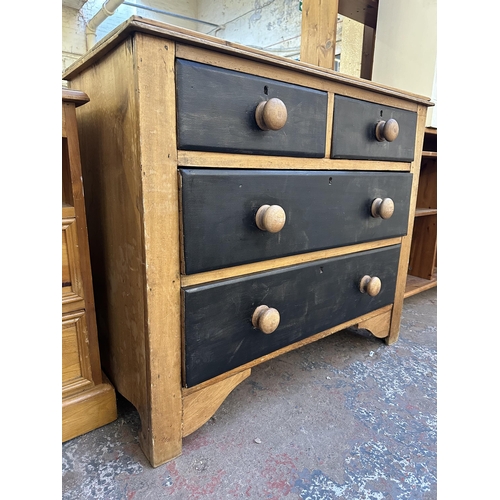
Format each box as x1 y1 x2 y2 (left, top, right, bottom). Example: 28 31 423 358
62 16 432 107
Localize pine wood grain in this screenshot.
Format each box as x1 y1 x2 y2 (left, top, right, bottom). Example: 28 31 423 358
182 369 251 437
69 39 145 415
135 34 183 467
357 308 391 339
181 237 402 287
69 36 183 467
300 0 339 69
177 150 412 171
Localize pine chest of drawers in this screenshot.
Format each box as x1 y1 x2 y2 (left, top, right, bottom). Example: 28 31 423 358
63 17 432 467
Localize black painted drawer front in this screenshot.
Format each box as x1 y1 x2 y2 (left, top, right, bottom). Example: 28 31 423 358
183 244 400 387
331 95 418 161
180 169 412 274
176 59 327 157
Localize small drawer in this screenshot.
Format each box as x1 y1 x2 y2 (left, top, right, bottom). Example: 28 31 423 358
331 95 418 161
176 59 328 157
180 169 412 274
183 244 400 387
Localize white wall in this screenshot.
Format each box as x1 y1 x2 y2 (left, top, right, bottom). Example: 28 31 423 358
428 60 437 128
136 0 198 30
62 6 89 71
371 0 437 126
62 2 136 71
196 0 303 59
62 0 198 72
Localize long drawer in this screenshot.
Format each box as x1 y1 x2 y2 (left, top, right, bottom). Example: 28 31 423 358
180 169 412 274
183 244 401 387
331 95 418 161
176 59 328 157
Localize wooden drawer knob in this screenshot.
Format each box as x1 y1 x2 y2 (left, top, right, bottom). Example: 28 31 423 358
371 198 395 219
359 275 382 297
255 98 288 131
255 204 286 233
252 305 280 334
375 118 399 142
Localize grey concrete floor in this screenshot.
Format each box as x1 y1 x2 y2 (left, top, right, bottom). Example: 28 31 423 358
62 288 437 499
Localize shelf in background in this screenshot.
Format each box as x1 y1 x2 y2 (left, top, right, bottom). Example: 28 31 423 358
405 126 437 299
422 151 437 158
404 271 437 299
415 208 437 217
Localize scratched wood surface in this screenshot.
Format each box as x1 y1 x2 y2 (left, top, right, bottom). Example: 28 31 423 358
68 38 147 418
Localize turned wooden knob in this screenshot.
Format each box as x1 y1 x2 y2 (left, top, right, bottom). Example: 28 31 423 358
255 98 288 131
359 275 382 297
371 198 395 219
252 305 280 334
375 118 399 142
255 204 286 233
